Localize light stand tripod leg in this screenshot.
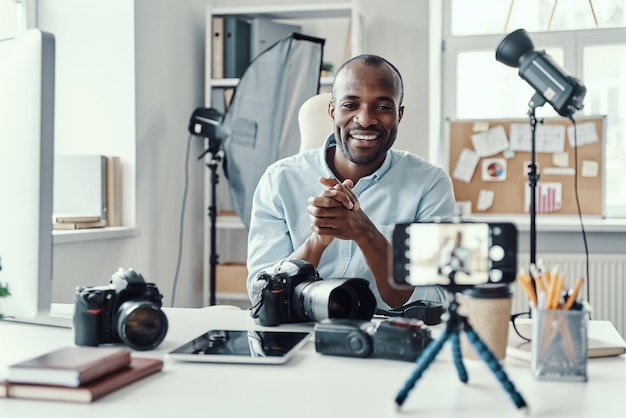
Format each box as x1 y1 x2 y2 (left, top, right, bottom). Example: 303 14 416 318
450 331 468 383
464 325 528 410
394 329 452 408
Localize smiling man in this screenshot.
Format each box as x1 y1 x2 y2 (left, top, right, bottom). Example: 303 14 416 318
246 54 456 311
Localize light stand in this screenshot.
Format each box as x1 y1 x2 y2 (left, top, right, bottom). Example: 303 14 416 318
394 289 527 412
198 137 223 306
527 92 547 267
189 107 224 307
495 27 586 276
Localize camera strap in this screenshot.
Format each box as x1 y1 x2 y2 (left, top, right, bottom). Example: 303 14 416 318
375 300 444 326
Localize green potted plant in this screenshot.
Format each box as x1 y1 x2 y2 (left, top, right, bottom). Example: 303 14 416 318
321 61 334 77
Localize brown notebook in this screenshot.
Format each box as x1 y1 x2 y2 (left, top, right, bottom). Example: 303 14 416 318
8 346 131 387
1 357 163 403
506 323 626 361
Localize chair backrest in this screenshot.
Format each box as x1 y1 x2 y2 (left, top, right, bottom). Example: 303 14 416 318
298 92 333 153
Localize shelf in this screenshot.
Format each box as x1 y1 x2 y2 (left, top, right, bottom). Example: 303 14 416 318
210 75 334 89
210 78 239 88
210 3 356 20
216 214 246 230
203 1 362 307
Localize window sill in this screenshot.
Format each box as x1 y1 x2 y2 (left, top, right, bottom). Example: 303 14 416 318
467 215 626 233
52 226 139 245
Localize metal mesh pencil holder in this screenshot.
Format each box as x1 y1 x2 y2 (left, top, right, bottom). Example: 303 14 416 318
531 307 588 382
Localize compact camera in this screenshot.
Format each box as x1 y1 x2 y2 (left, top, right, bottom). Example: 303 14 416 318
314 317 432 362
74 268 168 351
392 221 517 290
250 259 377 327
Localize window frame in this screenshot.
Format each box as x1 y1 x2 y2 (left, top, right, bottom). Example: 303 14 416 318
442 0 626 218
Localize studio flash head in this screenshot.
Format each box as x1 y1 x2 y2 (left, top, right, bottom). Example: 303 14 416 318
495 28 586 118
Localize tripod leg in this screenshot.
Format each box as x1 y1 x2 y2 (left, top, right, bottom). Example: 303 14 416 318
465 328 528 410
450 331 468 383
395 329 451 408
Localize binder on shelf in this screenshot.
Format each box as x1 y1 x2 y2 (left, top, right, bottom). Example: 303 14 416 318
223 17 251 79
106 156 122 227
249 18 301 59
211 16 224 79
53 155 107 221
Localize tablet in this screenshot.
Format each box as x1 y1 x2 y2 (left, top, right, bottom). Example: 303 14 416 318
167 329 312 364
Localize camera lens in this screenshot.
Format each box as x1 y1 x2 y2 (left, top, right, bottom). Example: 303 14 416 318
327 286 359 318
295 278 376 322
115 301 168 351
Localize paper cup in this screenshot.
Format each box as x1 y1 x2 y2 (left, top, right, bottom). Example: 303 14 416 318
458 284 513 360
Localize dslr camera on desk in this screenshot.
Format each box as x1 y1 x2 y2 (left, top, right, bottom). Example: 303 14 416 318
250 259 377 327
74 268 169 351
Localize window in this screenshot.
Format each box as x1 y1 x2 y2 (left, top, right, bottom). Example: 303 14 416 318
0 0 17 39
443 0 626 217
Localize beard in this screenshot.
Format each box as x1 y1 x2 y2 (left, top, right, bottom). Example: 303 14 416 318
335 129 394 166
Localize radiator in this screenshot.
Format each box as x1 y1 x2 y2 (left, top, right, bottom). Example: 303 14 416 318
512 253 626 339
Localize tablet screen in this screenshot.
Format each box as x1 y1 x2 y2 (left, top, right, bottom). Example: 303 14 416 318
167 330 312 364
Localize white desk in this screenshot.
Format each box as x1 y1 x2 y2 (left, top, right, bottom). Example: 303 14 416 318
2 308 625 418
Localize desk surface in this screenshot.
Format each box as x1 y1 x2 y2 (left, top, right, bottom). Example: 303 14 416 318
2 308 625 418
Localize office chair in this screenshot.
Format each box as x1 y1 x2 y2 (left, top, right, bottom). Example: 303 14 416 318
298 91 334 153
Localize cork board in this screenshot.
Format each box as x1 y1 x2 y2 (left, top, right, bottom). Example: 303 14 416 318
448 116 605 216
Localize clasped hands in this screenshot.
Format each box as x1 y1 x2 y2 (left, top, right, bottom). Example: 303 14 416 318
307 176 371 245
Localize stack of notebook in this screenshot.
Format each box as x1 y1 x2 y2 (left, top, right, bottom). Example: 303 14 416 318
52 214 107 230
1 346 163 402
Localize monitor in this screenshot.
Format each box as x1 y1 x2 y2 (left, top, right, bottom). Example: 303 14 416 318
0 29 57 324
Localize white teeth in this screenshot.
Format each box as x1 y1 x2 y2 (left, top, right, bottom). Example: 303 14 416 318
352 134 377 141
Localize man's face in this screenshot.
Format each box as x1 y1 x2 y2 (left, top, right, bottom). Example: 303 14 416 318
329 61 404 169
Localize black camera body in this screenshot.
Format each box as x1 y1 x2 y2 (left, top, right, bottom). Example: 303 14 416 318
314 317 432 362
74 268 168 351
250 259 376 327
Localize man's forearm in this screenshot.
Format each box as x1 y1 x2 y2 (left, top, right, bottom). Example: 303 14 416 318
290 233 331 268
355 227 412 308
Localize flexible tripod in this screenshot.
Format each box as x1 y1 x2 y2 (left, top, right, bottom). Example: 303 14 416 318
394 291 528 412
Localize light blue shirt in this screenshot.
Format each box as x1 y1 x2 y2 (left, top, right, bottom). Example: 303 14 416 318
247 134 457 310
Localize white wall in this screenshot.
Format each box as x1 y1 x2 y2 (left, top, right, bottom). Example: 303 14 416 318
43 0 439 307
41 0 208 307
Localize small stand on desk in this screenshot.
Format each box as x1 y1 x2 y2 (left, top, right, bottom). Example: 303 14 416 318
394 290 528 412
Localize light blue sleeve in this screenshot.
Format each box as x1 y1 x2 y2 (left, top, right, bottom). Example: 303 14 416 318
246 167 293 299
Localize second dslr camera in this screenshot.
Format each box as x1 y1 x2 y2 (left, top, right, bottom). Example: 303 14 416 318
250 259 377 326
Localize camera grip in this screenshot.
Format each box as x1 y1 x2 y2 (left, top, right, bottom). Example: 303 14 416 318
74 291 103 346
256 289 283 327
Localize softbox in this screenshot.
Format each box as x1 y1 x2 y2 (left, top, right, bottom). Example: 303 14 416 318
220 33 325 229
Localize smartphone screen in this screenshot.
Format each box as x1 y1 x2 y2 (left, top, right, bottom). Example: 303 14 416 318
392 222 517 287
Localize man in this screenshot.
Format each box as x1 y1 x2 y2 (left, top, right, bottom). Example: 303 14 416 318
438 230 472 276
246 54 456 310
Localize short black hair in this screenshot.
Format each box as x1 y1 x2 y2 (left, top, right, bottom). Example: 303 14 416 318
331 54 404 105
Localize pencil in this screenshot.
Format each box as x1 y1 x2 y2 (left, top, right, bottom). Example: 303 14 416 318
517 271 537 307
563 277 585 310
